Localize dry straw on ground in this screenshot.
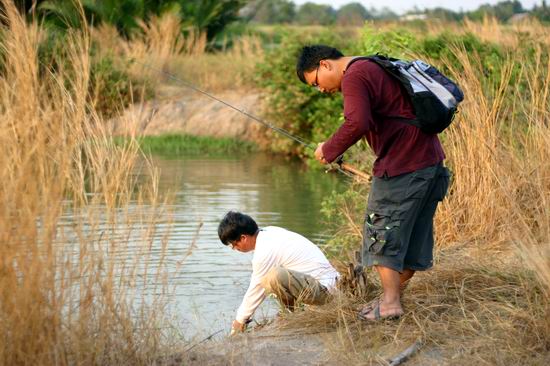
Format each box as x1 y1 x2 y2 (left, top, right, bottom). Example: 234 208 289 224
0 2 180 364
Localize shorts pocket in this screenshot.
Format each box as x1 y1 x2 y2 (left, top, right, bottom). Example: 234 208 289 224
363 210 401 256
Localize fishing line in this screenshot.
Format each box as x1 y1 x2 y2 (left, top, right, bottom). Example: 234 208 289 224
134 60 315 149
133 60 360 180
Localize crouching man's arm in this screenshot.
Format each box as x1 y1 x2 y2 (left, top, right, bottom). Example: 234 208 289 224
231 257 272 335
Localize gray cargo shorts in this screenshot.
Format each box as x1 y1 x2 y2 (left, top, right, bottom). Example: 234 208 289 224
362 163 451 272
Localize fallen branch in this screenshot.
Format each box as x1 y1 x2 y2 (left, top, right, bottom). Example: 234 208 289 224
387 339 423 366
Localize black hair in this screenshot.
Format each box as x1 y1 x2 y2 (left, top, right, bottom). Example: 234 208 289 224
296 45 344 84
218 211 259 245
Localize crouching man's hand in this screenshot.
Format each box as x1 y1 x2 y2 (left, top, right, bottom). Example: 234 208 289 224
230 319 246 336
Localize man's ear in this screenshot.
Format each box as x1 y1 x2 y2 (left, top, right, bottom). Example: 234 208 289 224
320 59 331 70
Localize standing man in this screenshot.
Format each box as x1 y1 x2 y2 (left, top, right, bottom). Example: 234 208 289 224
296 45 450 320
218 211 339 334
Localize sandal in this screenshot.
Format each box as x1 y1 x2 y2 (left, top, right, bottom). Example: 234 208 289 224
358 301 403 321
357 298 380 318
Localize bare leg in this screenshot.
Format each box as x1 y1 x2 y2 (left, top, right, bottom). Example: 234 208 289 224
359 268 415 315
400 268 415 291
363 266 404 319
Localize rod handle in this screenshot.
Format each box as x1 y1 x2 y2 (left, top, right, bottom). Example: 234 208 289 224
339 162 371 182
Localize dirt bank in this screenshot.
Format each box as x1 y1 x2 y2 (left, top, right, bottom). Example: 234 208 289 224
110 86 270 146
178 320 442 366
183 324 331 366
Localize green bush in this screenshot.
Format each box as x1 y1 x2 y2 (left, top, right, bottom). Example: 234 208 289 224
89 55 154 118
359 24 419 58
255 28 361 159
38 0 245 41
320 185 368 258
33 28 152 118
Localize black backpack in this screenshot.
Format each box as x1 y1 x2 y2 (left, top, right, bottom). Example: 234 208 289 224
349 55 464 134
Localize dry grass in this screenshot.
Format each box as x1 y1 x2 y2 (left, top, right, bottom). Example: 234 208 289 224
437 44 549 252
0 2 180 364
462 15 550 48
90 11 264 94
165 34 264 92
281 249 549 365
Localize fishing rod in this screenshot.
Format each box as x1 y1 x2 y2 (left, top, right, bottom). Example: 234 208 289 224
133 60 370 182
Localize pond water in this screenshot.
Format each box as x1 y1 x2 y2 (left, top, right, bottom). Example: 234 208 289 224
141 152 347 339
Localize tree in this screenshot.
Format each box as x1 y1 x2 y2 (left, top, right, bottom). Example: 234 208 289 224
532 0 550 21
425 7 463 21
295 2 335 25
245 0 295 24
468 1 524 21
38 0 146 36
178 0 245 40
370 6 398 20
35 0 245 41
336 2 370 26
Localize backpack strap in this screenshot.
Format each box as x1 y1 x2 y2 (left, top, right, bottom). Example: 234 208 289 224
345 55 421 128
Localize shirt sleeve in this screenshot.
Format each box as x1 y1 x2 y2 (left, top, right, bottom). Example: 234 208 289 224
322 70 376 163
235 253 274 324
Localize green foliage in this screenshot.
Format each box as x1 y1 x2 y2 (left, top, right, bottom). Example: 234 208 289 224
420 32 503 69
179 0 245 41
90 55 154 118
359 24 419 58
37 0 245 41
295 3 335 25
245 0 296 24
127 134 258 156
359 26 512 89
468 0 523 22
532 1 550 22
320 185 367 258
38 0 92 29
423 7 464 21
336 2 371 26
39 0 145 36
86 0 146 37
255 29 360 158
370 7 398 20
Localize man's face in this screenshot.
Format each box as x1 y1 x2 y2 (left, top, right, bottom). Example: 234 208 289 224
303 59 342 94
229 234 255 253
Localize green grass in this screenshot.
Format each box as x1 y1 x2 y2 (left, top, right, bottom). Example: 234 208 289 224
124 134 259 157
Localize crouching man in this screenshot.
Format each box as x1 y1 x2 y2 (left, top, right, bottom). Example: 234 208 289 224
218 211 340 335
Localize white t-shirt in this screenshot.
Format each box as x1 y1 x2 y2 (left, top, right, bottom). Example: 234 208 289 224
235 226 339 324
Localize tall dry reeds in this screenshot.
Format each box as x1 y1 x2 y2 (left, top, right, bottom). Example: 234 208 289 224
463 15 550 48
91 11 263 94
0 2 177 364
437 44 550 265
172 34 264 91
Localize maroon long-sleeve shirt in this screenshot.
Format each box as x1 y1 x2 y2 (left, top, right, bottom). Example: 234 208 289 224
322 59 445 178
